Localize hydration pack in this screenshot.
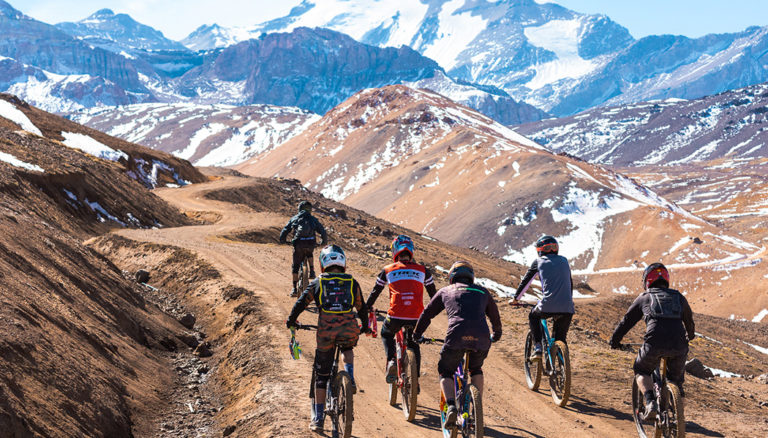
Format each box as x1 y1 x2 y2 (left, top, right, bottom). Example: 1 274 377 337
319 276 354 313
646 288 682 320
295 213 315 239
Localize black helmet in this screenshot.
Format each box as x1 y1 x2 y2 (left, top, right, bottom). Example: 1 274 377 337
448 261 474 284
535 235 558 256
642 262 670 289
298 200 312 212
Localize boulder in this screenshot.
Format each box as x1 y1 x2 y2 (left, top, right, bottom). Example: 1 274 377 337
685 358 714 379
179 313 196 329
135 269 150 283
193 342 213 358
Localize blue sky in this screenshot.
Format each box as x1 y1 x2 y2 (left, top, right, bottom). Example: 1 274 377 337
14 0 768 41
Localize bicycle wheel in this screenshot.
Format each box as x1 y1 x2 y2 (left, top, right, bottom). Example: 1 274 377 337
299 258 310 290
401 349 419 421
465 384 484 437
333 371 354 438
662 383 685 438
549 341 571 407
632 378 658 438
524 331 542 391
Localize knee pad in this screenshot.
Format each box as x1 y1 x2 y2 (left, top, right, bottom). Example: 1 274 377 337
314 349 334 386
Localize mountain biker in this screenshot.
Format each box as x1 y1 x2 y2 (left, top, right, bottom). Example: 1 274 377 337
286 244 371 432
609 262 695 420
366 234 437 385
413 261 502 429
510 235 574 361
280 200 328 297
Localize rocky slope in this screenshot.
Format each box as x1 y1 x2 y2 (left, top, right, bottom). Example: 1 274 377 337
517 81 768 166
69 102 321 167
0 94 210 435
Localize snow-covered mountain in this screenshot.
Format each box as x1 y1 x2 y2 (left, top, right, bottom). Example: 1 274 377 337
236 85 760 274
516 81 768 166
184 0 768 116
176 27 546 124
56 8 189 54
69 103 320 167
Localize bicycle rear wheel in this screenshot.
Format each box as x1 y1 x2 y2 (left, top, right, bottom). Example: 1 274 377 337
465 384 484 437
524 331 542 391
662 383 685 438
401 349 419 421
299 258 310 290
632 378 659 438
333 371 354 438
549 341 571 407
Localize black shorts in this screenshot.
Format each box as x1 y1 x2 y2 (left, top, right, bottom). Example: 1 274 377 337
438 347 488 379
292 241 315 274
634 343 688 384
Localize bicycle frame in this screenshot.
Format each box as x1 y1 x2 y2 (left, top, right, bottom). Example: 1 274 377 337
540 319 556 374
395 327 413 387
440 350 476 437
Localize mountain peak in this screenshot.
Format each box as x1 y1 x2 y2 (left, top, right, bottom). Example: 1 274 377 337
92 8 115 18
0 0 25 19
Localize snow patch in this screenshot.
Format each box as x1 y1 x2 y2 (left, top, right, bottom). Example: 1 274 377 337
0 151 44 172
61 132 127 161
0 100 42 135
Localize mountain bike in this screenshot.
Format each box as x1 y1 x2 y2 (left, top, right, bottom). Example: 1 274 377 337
420 337 484 438
374 309 420 421
621 343 685 438
290 323 355 438
289 245 314 297
513 302 571 407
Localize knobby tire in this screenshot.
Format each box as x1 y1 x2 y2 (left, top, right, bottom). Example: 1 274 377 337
334 371 354 438
663 383 685 438
402 349 419 421
467 384 484 437
524 331 542 391
549 341 571 407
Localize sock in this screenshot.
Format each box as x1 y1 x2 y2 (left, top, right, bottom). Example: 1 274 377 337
344 363 355 384
644 390 655 404
313 403 325 422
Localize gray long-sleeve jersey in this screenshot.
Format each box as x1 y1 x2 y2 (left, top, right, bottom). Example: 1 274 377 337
514 254 574 314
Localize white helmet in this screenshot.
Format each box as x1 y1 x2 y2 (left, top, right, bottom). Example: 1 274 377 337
319 245 346 271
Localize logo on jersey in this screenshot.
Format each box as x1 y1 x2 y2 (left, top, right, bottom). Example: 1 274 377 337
387 269 426 284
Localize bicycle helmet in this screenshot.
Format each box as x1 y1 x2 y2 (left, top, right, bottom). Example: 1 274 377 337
391 234 414 261
298 200 312 212
535 235 558 256
448 261 474 284
319 244 346 272
642 262 669 289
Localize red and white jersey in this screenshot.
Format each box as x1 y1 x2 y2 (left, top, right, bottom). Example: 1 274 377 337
372 261 435 320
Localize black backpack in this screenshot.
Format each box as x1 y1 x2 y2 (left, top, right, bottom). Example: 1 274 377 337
295 214 316 239
646 288 683 320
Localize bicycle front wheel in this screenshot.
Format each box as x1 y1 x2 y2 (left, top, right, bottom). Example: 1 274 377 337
401 349 419 421
524 331 542 391
549 341 571 407
465 384 484 437
662 383 685 438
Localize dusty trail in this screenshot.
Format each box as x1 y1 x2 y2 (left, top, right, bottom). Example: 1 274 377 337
117 176 640 437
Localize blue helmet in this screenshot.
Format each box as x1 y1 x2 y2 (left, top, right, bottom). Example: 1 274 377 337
391 234 414 261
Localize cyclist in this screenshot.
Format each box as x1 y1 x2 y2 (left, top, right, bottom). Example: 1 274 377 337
286 244 371 432
609 263 695 420
366 234 437 385
280 200 328 297
510 235 574 361
413 261 502 429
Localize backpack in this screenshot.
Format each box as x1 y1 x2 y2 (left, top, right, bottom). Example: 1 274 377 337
295 213 316 239
646 288 682 320
319 276 354 313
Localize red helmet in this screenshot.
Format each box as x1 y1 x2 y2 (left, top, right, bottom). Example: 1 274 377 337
643 263 670 289
391 235 414 261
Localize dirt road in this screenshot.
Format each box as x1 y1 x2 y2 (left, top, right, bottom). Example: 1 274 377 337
114 176 693 437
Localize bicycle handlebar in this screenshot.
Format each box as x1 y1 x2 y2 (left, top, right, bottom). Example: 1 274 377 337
509 301 535 308
417 336 445 345
293 323 318 331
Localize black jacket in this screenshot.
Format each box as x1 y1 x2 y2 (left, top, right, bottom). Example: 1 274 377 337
279 210 327 245
610 287 695 350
